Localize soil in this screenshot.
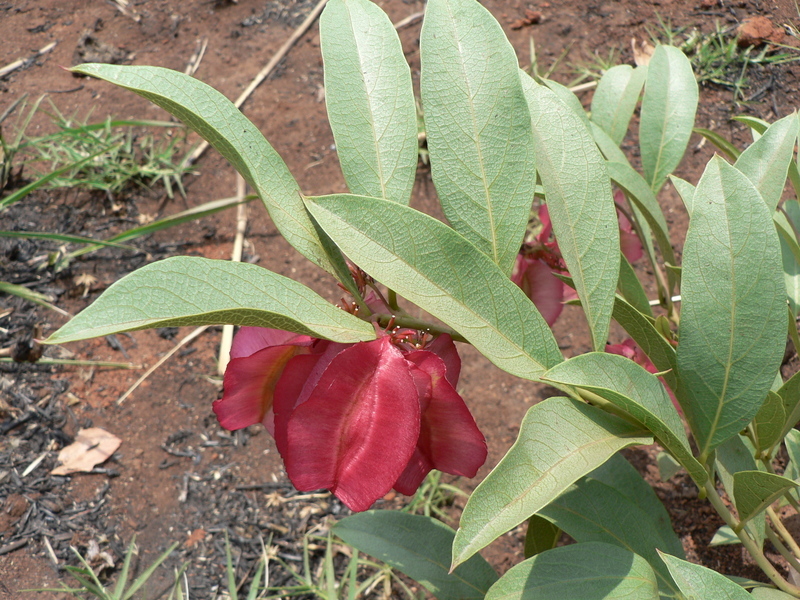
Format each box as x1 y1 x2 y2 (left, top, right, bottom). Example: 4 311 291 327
2 0 800 598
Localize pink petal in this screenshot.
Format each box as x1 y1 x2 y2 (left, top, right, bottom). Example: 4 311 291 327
231 327 313 359
213 344 308 431
283 338 421 512
395 351 487 495
425 334 461 387
515 258 565 326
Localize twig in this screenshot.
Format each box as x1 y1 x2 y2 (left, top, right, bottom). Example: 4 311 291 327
184 37 209 77
568 80 597 93
0 42 57 79
117 326 209 405
394 11 424 30
106 0 141 23
218 175 247 376
185 0 329 166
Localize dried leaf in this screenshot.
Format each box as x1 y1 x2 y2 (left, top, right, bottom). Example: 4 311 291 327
632 38 655 66
51 427 121 475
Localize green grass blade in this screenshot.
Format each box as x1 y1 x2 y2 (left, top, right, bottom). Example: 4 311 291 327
321 0 417 205
0 143 119 210
420 0 536 275
0 230 139 252
45 256 376 344
122 542 180 600
0 281 69 316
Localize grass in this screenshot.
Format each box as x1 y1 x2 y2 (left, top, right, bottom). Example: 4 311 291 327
1 97 194 201
648 15 800 102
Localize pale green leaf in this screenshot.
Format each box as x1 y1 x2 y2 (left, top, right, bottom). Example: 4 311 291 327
668 175 695 216
606 160 677 274
485 543 659 600
333 511 497 600
543 352 705 485
752 391 786 456
591 64 647 146
751 589 798 599
658 552 752 600
539 474 681 595
591 121 630 164
693 127 741 162
420 0 535 274
733 471 798 526
676 156 786 460
777 371 800 445
542 78 592 132
304 194 563 380
70 63 355 293
639 45 699 192
451 397 651 567
612 296 678 391
779 199 800 316
716 435 765 549
320 0 417 204
618 253 653 318
709 525 740 546
522 75 618 350
46 257 376 344
657 451 682 481
734 112 799 211
784 429 800 482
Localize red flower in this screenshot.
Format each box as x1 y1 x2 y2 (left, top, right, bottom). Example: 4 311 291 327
213 327 487 512
512 196 643 326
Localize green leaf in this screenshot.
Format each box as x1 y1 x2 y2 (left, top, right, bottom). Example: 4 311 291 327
451 396 651 567
69 64 355 293
751 589 798 599
612 296 678 391
522 75 619 350
542 78 593 133
591 64 647 146
657 451 682 481
332 511 497 600
320 0 417 204
538 473 681 595
45 256 376 344
693 128 741 162
709 525 740 546
734 112 799 211
523 515 560 559
716 435 765 549
669 175 696 216
658 551 751 600
420 0 535 275
305 194 563 380
617 253 653 318
676 156 786 460
777 371 800 445
606 160 678 275
784 429 800 482
591 121 630 165
733 471 799 527
639 45 698 193
485 542 659 600
543 352 706 486
752 391 786 456
779 199 800 316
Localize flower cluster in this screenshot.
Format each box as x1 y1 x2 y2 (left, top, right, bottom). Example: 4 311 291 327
512 194 643 326
213 326 487 512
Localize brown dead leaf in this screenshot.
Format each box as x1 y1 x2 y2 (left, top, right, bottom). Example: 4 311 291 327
632 38 655 67
51 427 121 475
184 528 206 548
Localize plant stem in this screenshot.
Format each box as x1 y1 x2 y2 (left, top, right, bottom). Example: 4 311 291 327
704 480 800 597
371 313 466 343
768 506 800 559
766 526 800 574
387 288 400 312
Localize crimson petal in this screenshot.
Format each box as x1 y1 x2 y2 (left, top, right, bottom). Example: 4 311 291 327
395 351 487 495
214 344 308 431
230 327 313 359
283 337 421 512
425 334 460 387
